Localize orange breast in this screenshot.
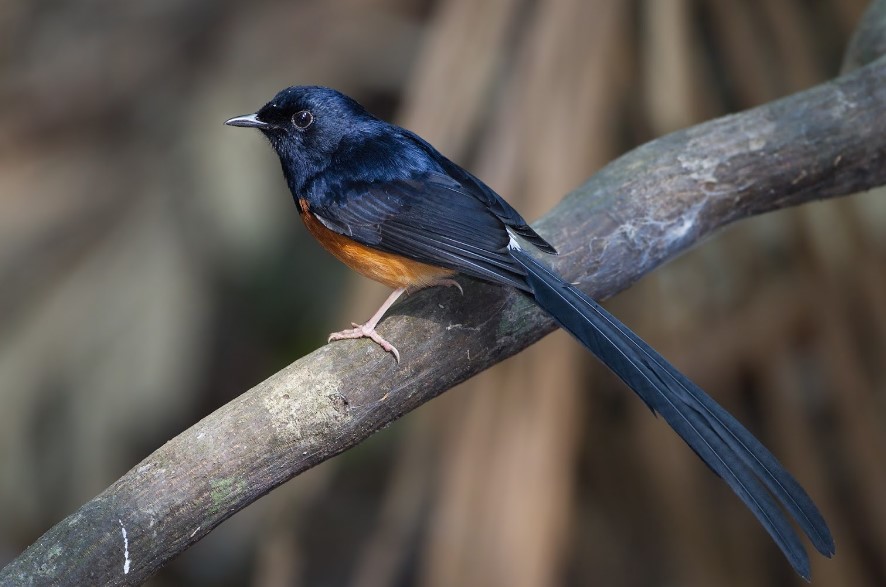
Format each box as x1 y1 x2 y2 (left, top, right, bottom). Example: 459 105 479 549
298 198 454 289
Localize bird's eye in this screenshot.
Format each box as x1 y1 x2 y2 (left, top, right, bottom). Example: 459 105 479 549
292 110 314 130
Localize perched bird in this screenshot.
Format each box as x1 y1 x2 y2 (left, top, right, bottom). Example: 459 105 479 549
226 86 834 578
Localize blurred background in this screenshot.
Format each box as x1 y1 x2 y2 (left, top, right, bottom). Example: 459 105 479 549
1 0 884 585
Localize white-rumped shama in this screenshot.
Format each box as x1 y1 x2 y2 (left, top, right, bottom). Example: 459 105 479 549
226 85 834 578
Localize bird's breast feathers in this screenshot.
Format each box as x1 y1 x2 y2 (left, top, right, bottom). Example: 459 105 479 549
296 197 453 289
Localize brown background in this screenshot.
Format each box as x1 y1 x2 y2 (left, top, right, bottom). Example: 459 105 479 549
1 0 883 585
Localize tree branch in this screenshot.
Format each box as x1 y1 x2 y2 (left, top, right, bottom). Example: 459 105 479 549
5 18 886 587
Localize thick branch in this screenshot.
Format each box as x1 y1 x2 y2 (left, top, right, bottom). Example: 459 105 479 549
5 47 886 587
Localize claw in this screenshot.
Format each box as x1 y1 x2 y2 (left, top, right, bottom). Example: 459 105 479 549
437 278 463 296
409 278 463 296
328 323 401 363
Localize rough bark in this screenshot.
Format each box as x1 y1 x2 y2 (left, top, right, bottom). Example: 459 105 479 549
3 6 886 585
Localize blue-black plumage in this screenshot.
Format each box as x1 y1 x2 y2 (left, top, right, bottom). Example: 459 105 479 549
226 85 835 579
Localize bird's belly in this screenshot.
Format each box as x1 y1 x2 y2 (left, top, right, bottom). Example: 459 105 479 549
298 201 454 289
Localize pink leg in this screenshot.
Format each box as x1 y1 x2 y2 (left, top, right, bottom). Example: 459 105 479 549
328 287 407 362
327 278 463 363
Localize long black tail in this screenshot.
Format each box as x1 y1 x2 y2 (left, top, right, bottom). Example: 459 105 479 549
510 248 835 579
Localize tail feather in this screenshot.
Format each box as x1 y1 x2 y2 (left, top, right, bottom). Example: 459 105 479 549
510 248 835 579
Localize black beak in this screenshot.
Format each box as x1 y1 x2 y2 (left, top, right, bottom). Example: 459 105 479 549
224 113 270 129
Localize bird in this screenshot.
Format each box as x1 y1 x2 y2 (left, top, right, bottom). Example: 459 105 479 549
225 85 834 579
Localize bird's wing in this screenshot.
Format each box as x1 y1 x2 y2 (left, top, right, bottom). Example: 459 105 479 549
436 161 558 254
311 172 533 290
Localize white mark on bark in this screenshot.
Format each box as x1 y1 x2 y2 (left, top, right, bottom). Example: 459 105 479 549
118 519 130 574
446 323 480 332
831 86 856 116
744 119 775 151
748 136 767 150
677 152 719 186
664 202 704 243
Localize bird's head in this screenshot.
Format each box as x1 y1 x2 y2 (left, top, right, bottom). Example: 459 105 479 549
225 85 378 190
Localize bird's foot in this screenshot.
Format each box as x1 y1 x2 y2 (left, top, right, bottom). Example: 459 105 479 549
328 323 401 363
